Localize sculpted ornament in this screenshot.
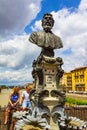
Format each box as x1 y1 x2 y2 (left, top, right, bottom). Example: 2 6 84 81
29 13 63 57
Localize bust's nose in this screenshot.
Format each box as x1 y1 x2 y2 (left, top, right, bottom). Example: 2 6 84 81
46 17 50 21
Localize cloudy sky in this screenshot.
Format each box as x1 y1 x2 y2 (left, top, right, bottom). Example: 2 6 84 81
0 0 87 86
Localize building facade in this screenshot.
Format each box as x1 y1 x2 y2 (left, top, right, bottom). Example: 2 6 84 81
60 66 87 92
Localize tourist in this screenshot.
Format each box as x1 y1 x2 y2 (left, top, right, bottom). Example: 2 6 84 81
4 86 20 125
21 84 32 111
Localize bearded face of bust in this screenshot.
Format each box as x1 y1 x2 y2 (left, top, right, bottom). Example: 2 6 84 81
42 13 54 32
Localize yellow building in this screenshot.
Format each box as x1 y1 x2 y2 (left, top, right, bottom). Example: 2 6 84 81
60 66 87 92
71 66 87 92
66 72 72 92
60 72 72 92
60 72 67 86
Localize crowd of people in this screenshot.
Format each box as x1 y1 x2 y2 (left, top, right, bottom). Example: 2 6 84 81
4 84 32 125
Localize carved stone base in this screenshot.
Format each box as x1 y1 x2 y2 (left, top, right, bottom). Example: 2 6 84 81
30 55 65 129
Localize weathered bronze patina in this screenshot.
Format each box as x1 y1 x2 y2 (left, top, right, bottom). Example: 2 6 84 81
29 13 65 130
29 13 63 57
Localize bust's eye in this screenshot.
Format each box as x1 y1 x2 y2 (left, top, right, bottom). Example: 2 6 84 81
49 17 52 20
44 17 48 20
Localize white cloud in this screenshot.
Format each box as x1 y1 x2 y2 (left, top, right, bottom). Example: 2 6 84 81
0 34 41 85
79 0 87 10
0 67 33 85
31 20 42 31
51 5 87 71
0 0 87 85
0 0 42 85
0 34 40 69
0 0 42 38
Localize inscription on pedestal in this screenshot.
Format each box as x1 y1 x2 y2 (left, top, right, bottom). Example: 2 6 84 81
46 75 54 86
43 67 57 88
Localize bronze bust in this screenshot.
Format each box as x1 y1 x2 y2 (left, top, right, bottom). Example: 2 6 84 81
29 13 63 57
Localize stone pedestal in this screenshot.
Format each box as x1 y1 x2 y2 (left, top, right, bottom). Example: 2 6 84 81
30 55 65 130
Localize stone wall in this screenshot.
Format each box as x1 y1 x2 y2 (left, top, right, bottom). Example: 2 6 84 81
65 105 87 121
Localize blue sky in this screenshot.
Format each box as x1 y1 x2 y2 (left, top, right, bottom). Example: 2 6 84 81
0 0 87 86
25 0 81 33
